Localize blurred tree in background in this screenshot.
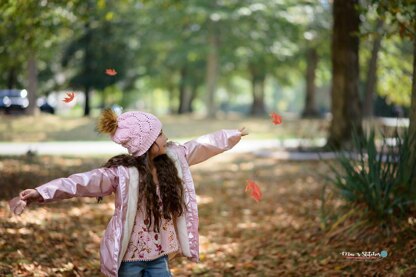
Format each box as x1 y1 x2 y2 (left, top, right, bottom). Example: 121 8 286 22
0 0 415 133
0 0 329 117
0 0 77 115
326 0 362 149
368 0 416 186
61 0 136 116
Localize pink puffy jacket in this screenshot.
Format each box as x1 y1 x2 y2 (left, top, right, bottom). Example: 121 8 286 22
35 130 242 277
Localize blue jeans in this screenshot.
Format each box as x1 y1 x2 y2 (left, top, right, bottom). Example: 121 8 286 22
118 255 172 277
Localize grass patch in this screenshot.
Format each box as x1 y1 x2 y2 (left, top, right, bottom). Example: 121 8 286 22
0 114 330 142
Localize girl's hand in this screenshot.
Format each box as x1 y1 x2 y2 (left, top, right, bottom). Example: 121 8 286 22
20 189 43 204
239 127 249 136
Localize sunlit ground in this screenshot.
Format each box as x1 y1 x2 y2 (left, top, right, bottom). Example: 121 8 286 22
0 153 415 276
0 113 328 142
0 114 401 144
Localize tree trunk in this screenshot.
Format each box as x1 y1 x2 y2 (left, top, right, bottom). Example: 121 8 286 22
302 47 320 118
187 85 198 113
205 21 219 118
249 68 266 116
363 19 383 118
167 84 175 114
178 66 190 114
26 51 38 116
178 84 193 114
7 67 17 89
409 34 416 186
83 20 92 117
100 89 107 109
84 85 91 116
327 0 362 149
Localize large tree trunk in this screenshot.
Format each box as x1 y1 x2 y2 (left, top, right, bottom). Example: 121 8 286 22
26 51 38 116
302 47 320 118
205 21 219 119
363 19 383 118
409 35 416 186
327 0 362 149
249 67 266 116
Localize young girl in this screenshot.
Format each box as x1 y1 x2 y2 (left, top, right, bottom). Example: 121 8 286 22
14 109 248 277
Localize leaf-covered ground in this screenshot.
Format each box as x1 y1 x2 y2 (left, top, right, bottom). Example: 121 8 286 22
0 154 415 276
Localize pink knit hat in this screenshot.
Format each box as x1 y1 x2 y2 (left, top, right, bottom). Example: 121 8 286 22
98 110 162 157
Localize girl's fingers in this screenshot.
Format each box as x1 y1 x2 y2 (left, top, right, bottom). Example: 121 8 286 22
19 190 28 199
20 189 34 200
239 127 249 136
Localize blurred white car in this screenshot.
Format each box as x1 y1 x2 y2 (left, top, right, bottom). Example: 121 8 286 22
0 89 29 114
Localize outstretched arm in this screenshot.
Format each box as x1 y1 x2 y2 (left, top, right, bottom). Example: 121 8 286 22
182 127 249 166
20 166 124 204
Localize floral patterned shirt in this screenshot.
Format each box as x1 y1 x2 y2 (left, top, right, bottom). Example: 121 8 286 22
122 196 179 261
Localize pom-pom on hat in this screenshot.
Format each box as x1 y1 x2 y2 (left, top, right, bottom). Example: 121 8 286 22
97 108 162 157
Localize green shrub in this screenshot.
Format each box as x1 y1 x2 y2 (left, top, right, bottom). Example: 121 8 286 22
325 129 416 225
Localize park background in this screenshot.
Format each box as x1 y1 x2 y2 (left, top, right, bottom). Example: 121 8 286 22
1 0 416 276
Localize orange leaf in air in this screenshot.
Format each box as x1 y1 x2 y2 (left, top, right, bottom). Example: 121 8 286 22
105 68 117 76
245 179 262 202
63 92 75 103
270 112 282 125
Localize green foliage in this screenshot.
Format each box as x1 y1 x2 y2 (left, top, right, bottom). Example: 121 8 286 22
8 0 416 116
61 1 135 92
327 128 416 222
377 37 413 106
0 0 335 114
0 1 76 89
360 32 413 107
369 0 416 39
359 2 414 107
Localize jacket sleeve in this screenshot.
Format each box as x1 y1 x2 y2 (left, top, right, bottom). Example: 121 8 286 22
182 129 242 166
35 166 124 203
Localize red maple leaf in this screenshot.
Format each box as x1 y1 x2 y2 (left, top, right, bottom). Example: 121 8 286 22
105 68 117 76
245 179 262 202
62 92 75 103
270 112 282 125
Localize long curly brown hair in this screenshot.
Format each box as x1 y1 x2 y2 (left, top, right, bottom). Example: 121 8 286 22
102 146 185 232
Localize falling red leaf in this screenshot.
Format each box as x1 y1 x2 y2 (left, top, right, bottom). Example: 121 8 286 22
270 112 282 125
63 92 75 103
105 68 117 76
245 179 262 202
